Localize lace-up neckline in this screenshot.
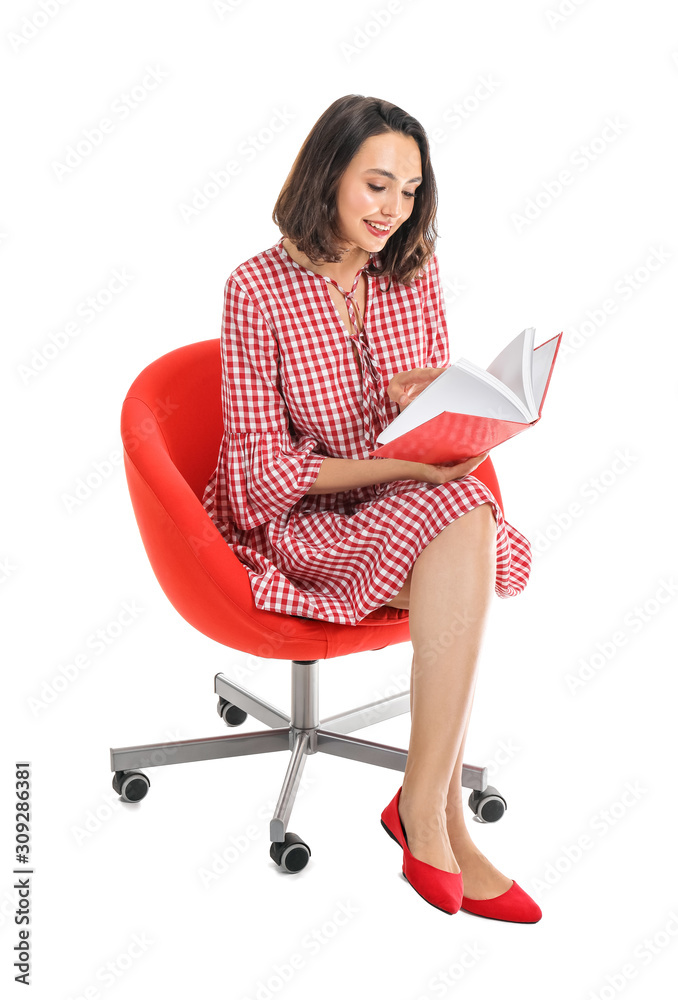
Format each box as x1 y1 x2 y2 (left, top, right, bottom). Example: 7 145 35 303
321 265 369 339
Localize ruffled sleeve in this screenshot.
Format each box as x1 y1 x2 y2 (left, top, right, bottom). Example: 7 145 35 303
204 277 326 532
421 253 451 369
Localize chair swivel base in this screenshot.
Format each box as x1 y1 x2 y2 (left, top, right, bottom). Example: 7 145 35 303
109 660 505 872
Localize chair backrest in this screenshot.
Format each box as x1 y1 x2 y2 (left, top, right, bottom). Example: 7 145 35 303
122 339 224 499
120 340 414 660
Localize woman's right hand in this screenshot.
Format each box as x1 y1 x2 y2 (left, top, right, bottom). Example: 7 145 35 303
408 451 490 485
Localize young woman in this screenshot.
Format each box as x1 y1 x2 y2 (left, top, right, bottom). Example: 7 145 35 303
202 95 541 922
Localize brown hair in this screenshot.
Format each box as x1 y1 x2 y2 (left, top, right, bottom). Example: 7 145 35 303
272 95 439 288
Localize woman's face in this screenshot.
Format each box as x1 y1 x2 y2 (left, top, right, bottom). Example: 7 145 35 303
333 131 423 254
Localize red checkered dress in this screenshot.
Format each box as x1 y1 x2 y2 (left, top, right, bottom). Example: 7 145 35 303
201 237 532 625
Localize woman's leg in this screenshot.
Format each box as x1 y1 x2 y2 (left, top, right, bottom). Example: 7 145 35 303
443 693 513 898
397 502 496 875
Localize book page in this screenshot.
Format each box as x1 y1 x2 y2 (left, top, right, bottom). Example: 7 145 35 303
531 335 561 412
454 358 532 419
377 364 529 445
485 327 536 416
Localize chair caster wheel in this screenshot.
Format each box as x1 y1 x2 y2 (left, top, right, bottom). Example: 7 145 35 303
468 785 506 823
217 696 248 727
270 832 311 873
112 770 150 802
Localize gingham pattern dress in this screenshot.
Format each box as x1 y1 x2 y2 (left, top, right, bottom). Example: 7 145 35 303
201 237 532 625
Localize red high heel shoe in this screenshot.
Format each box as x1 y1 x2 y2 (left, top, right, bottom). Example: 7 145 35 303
380 786 464 914
461 881 542 923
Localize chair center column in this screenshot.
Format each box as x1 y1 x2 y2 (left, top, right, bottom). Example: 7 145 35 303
291 660 320 730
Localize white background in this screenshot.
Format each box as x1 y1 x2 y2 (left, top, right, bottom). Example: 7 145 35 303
2 0 678 997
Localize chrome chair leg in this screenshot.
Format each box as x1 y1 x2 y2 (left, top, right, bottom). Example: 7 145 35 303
270 729 310 843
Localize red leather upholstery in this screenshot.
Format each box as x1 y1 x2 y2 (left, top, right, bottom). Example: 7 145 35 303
120 340 503 660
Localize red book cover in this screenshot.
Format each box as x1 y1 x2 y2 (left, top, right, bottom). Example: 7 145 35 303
370 331 562 465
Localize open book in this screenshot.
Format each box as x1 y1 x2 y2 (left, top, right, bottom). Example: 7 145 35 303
369 328 562 465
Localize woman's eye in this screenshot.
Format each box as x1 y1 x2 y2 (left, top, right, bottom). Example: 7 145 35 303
368 183 417 198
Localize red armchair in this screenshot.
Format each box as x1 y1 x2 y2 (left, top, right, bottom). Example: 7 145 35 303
110 340 503 872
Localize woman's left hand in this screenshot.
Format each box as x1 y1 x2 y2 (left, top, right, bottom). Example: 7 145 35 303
387 368 447 410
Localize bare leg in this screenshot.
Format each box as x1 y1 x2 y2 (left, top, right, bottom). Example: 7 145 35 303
397 502 496 874
444 695 513 898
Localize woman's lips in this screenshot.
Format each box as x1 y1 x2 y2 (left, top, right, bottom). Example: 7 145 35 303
364 219 391 237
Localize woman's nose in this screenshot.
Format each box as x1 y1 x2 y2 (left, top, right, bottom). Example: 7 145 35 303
381 191 403 219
